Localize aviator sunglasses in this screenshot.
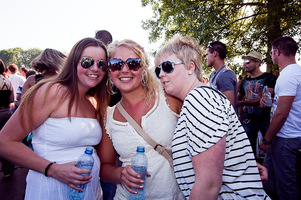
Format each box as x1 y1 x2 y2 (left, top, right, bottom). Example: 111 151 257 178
108 58 142 72
155 61 184 78
80 57 108 72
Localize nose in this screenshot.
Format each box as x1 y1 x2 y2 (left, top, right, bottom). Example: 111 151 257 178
88 61 99 71
158 68 165 78
120 62 129 72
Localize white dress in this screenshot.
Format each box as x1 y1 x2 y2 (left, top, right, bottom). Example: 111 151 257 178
106 92 185 200
25 117 103 200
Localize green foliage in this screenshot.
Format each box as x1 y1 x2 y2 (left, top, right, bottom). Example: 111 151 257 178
0 48 42 69
142 0 301 73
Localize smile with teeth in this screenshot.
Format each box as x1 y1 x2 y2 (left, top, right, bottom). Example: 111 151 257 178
87 74 98 78
120 77 132 81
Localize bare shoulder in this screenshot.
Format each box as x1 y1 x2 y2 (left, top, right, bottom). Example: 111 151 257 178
34 82 67 107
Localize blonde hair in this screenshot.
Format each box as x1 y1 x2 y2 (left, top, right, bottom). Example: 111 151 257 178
155 34 203 81
107 39 159 103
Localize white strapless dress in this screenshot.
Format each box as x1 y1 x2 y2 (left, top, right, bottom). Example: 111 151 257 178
25 117 103 200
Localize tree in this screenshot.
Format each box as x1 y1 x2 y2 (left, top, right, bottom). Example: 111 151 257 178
141 0 301 73
0 48 42 69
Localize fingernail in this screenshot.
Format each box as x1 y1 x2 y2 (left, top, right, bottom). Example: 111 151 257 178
139 185 144 188
137 175 141 178
140 180 144 183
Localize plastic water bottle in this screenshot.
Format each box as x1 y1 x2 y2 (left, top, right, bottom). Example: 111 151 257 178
263 85 272 107
129 146 148 200
68 147 94 200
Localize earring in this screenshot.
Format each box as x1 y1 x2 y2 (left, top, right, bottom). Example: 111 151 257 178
106 77 117 95
141 71 147 88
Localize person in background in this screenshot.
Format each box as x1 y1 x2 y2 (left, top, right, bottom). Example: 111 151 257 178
20 66 29 77
206 41 237 109
0 59 15 177
8 64 25 109
237 51 277 158
260 36 301 200
21 48 66 98
155 34 269 199
98 39 184 200
0 37 110 200
95 30 113 46
15 70 37 114
3 66 10 79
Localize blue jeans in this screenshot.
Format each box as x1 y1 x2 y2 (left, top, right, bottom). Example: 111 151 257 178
243 116 270 157
263 136 301 200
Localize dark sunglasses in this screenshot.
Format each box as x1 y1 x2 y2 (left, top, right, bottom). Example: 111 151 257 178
155 61 184 79
80 57 108 72
243 60 251 64
108 58 141 72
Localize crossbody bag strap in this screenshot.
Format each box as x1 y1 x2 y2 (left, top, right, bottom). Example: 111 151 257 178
116 102 173 168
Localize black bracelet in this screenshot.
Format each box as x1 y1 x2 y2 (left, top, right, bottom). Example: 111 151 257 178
44 162 56 177
262 138 272 145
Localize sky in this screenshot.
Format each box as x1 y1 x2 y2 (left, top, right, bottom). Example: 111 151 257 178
1 0 300 69
0 0 161 55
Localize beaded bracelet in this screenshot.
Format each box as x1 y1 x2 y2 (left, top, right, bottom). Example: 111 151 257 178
45 162 56 177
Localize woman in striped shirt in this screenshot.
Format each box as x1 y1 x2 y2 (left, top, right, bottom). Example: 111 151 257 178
154 34 270 200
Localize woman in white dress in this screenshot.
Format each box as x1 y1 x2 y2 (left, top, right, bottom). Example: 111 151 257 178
98 39 185 200
0 37 110 200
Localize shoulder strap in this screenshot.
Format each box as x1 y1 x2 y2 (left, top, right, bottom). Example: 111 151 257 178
116 102 173 168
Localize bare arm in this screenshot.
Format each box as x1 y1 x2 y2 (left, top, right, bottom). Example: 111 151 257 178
189 136 225 200
0 83 92 190
222 90 235 107
260 96 294 153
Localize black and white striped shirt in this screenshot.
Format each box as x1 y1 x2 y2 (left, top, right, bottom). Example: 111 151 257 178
172 86 269 199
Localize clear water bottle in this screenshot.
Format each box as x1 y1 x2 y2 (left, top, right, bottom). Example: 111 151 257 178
68 147 94 200
263 85 272 107
129 146 148 200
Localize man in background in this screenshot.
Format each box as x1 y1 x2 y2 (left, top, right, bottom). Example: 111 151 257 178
260 36 301 200
237 51 277 158
206 41 237 110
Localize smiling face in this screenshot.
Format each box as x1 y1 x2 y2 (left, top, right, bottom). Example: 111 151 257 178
155 53 187 99
109 46 144 95
77 46 107 92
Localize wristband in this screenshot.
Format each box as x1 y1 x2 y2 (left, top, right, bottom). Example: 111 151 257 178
262 138 272 145
45 162 56 177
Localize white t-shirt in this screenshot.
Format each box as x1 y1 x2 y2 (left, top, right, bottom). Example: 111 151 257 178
172 86 269 199
271 63 301 138
9 73 25 100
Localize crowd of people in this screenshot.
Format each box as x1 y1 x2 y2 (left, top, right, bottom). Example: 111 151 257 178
0 30 300 200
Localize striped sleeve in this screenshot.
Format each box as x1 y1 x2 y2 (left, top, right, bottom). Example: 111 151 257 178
183 87 229 157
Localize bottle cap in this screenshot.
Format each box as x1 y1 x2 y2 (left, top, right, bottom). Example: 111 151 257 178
85 147 93 155
136 146 145 152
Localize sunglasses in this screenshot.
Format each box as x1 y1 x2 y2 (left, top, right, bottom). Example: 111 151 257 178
80 57 108 72
155 61 184 79
243 60 251 64
108 58 141 72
